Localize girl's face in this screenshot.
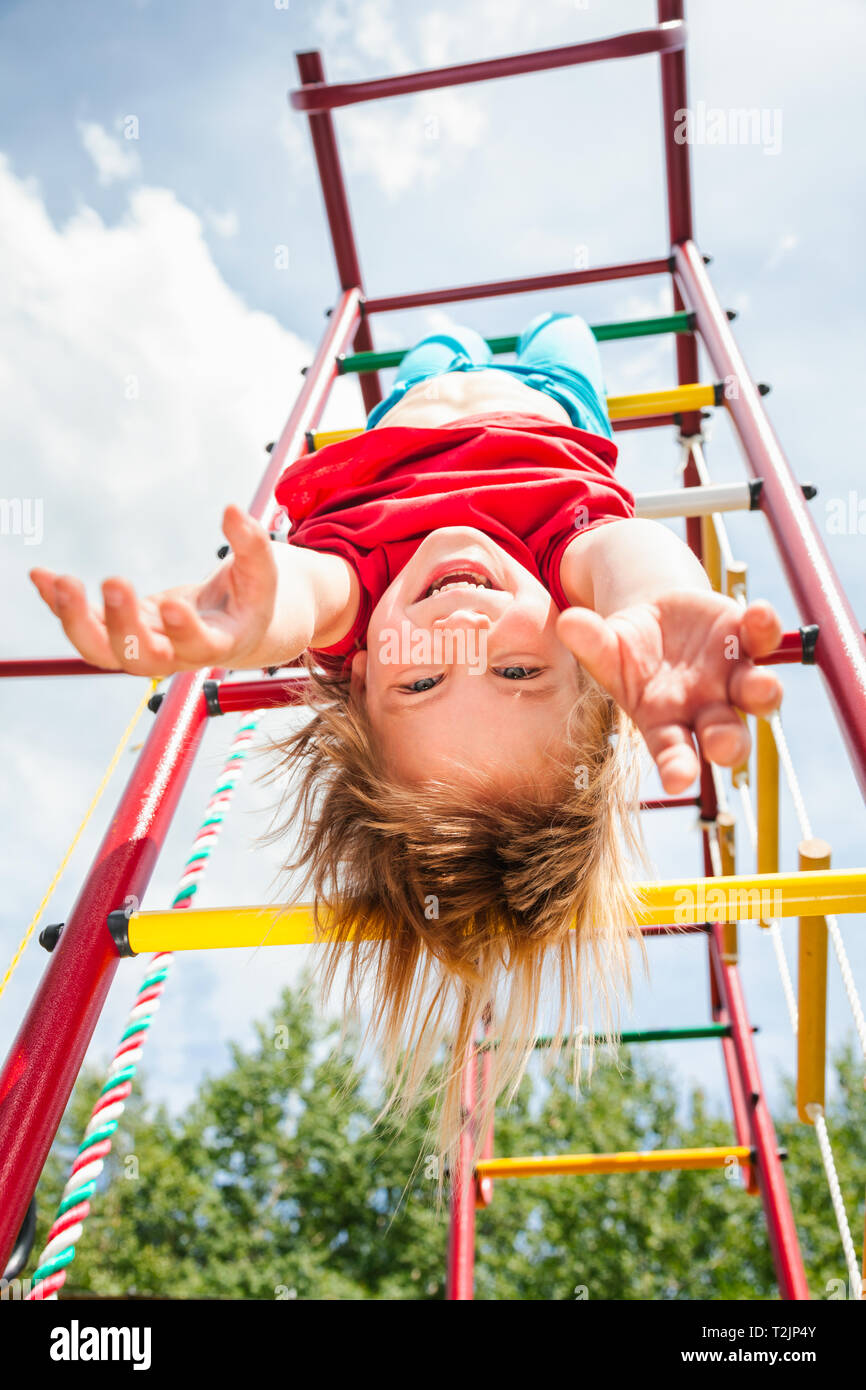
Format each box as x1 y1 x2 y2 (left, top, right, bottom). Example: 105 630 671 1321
353 527 581 786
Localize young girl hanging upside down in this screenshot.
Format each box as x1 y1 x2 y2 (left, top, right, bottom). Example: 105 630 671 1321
30 313 784 1166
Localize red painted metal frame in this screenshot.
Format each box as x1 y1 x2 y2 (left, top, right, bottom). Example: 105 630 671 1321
364 258 672 315
3 0 845 1303
0 672 213 1262
0 630 823 684
445 1043 477 1300
709 928 809 1298
674 239 866 802
0 291 364 1271
296 53 381 417
291 24 686 113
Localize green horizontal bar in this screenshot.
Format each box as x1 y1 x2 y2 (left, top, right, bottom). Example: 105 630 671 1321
481 1023 732 1052
337 312 695 375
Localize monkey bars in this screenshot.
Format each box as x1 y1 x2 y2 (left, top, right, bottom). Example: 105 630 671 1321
1 0 863 1308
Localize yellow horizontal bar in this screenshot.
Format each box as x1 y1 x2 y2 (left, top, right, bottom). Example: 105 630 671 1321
605 382 718 421
310 382 721 450
475 1145 751 1180
124 868 866 954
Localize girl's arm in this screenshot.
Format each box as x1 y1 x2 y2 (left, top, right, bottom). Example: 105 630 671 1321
559 517 711 614
29 504 359 676
556 519 784 794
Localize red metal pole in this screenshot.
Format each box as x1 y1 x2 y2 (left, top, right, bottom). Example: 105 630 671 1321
708 930 809 1299
0 296 361 1271
249 287 363 519
475 1011 495 1210
291 24 686 113
295 53 381 417
446 1045 477 1300
208 675 309 713
0 659 121 678
674 240 866 802
657 0 703 440
0 673 212 1266
364 258 672 315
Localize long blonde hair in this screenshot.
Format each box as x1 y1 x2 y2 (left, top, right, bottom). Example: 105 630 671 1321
257 658 646 1177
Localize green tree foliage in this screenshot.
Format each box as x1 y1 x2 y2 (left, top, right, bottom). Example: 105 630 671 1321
27 980 865 1301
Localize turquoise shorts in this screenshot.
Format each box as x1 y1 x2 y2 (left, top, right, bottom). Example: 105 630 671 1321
364 311 614 440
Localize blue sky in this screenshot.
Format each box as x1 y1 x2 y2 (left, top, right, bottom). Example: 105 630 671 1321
1 0 865 1197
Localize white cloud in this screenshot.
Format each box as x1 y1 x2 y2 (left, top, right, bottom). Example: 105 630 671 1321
78 120 142 186
341 88 488 198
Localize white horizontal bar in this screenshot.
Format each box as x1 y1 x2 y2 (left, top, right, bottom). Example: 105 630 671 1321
634 480 753 520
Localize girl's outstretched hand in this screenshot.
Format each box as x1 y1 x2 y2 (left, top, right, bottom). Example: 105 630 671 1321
556 591 783 794
29 506 278 676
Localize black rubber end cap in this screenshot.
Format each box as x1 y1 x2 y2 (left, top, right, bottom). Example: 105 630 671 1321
800 624 819 665
39 922 64 952
107 909 137 958
147 692 164 714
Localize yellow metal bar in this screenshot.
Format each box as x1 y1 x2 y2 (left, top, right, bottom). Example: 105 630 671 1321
725 561 750 787
310 382 721 449
756 717 779 927
717 812 738 964
700 512 722 592
797 839 830 1125
605 382 718 421
474 1145 751 1180
124 867 866 952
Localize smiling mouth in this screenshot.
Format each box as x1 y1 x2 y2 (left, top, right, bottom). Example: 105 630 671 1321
414 568 498 603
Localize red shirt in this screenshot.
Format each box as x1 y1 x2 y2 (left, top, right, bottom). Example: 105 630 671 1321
274 412 634 670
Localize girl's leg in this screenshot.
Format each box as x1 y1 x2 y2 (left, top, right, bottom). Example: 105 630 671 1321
506 311 613 439
366 326 492 428
516 311 607 400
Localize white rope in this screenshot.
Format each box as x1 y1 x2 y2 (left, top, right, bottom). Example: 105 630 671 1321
808 1105 863 1298
768 711 812 841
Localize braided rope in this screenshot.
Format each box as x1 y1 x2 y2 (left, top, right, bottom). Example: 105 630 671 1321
26 714 261 1299
808 1105 863 1298
0 678 159 1001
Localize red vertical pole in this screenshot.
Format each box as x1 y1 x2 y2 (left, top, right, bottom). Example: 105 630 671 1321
296 51 382 417
674 239 866 802
657 0 702 443
0 674 212 1266
709 930 809 1299
446 1045 477 1300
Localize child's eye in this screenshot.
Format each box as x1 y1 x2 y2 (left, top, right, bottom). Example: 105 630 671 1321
400 675 444 693
494 666 541 680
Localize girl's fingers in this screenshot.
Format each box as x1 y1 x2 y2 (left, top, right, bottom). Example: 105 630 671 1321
640 721 701 794
728 662 783 716
156 594 236 667
51 575 122 670
556 607 625 704
739 600 783 660
101 577 179 672
694 701 751 768
220 506 277 604
29 568 63 618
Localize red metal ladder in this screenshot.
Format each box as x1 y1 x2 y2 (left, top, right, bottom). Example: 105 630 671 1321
2 3 864 1301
